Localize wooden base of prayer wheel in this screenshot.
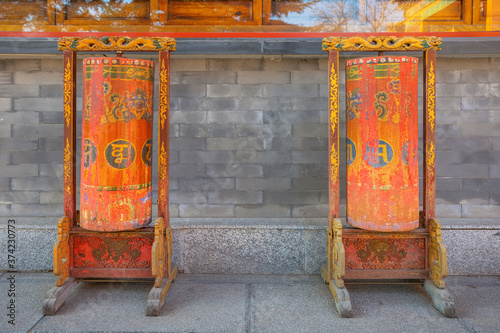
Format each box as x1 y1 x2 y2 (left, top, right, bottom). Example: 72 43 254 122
44 37 177 317
322 36 455 318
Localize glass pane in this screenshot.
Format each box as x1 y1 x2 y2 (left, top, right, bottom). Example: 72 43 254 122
167 0 255 24
0 0 49 24
0 0 498 33
65 0 150 21
269 0 471 32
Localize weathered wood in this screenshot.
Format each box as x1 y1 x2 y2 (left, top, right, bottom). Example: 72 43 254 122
54 216 71 287
42 277 78 316
423 50 437 229
152 218 166 287
343 227 428 235
321 264 329 284
322 36 442 52
345 55 419 232
343 236 427 271
63 50 77 227
428 217 447 288
345 269 428 280
322 36 452 318
423 280 456 318
69 226 155 235
80 57 155 232
158 50 171 221
58 37 176 52
328 50 340 221
146 265 178 316
321 265 352 318
328 279 352 318
71 269 153 279
46 39 177 316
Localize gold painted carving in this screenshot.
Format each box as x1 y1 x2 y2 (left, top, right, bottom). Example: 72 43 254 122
322 36 442 52
58 36 176 52
330 148 339 184
327 218 345 289
429 218 447 288
427 61 436 132
426 140 436 203
151 217 166 287
63 60 72 128
329 61 339 182
159 58 169 131
83 182 152 191
63 138 72 197
157 143 168 211
53 216 70 287
427 141 435 169
357 239 405 264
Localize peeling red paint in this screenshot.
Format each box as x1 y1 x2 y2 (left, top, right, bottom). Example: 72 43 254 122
346 56 419 232
80 57 154 232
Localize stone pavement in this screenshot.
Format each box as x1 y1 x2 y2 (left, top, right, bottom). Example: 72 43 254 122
0 273 499 333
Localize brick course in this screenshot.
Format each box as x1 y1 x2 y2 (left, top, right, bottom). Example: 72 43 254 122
1 56 499 220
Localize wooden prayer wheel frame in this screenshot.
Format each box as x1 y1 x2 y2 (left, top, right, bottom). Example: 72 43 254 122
42 36 177 316
320 36 455 318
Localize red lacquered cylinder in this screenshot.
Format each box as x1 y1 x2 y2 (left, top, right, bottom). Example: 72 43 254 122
80 57 154 231
346 56 419 232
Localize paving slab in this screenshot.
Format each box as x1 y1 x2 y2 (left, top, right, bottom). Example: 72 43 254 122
251 277 467 333
1 273 499 332
0 272 51 333
34 275 248 333
447 275 500 333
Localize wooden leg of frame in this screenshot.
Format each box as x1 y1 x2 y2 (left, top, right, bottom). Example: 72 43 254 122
146 218 177 316
328 279 352 318
321 266 352 318
146 265 178 316
322 219 352 318
423 280 456 318
42 277 78 315
43 216 76 315
424 218 456 317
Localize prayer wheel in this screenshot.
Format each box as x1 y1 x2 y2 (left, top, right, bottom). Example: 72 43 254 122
80 57 154 231
345 56 419 232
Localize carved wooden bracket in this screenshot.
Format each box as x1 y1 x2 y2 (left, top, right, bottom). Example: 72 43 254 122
53 216 70 287
331 218 345 289
429 217 447 289
322 36 442 52
151 217 166 288
58 36 176 52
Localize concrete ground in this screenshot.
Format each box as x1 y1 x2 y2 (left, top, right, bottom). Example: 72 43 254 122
0 273 498 333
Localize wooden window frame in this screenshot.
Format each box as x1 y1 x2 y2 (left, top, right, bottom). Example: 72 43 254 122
165 0 262 26
0 0 494 33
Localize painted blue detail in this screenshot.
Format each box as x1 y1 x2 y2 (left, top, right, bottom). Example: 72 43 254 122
402 141 418 166
346 138 356 165
363 139 393 168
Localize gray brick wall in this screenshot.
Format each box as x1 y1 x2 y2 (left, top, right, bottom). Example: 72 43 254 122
1 56 500 221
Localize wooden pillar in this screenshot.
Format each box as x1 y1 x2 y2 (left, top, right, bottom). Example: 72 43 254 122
62 50 77 227
328 49 340 226
423 50 437 228
158 50 171 221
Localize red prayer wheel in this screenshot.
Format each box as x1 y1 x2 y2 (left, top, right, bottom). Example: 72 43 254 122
80 57 154 232
345 56 419 232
